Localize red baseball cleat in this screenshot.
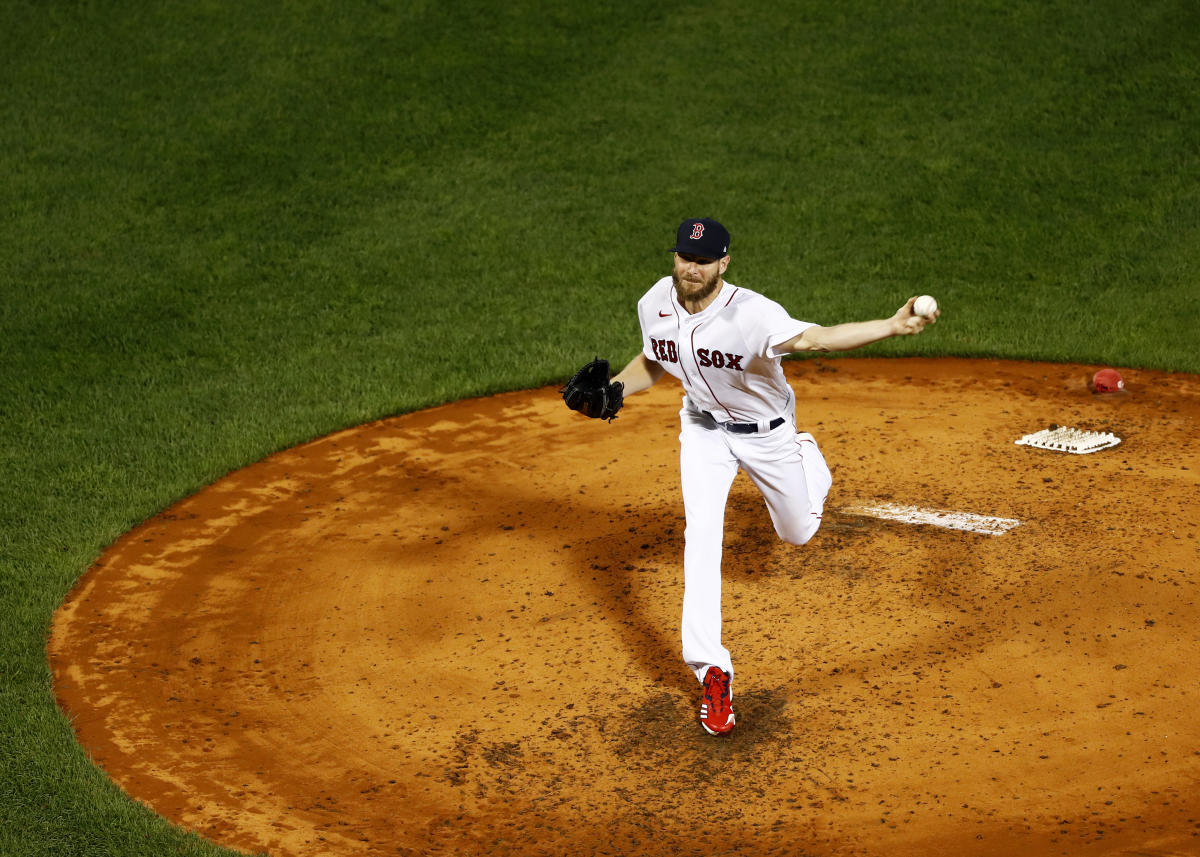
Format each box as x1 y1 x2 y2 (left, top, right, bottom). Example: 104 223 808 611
699 666 735 735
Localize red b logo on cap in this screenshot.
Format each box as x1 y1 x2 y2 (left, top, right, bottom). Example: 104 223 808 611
690 223 705 240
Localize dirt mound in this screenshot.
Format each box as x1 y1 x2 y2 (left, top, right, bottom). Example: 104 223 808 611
51 358 1200 856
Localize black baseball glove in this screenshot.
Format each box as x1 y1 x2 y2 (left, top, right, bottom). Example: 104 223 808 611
562 358 624 421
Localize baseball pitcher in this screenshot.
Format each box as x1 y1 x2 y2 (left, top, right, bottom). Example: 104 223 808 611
563 217 938 735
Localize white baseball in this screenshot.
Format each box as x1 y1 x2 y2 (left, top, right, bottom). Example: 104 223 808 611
913 295 938 318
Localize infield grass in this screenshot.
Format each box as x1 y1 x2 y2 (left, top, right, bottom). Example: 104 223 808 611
1 0 1198 854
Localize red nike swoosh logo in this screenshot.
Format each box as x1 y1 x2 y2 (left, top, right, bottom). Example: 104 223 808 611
659 311 671 317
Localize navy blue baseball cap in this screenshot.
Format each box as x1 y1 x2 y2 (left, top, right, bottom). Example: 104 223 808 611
672 218 730 260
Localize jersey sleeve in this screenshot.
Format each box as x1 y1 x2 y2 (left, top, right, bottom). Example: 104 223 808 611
638 307 657 360
745 296 813 359
765 322 814 358
637 279 668 363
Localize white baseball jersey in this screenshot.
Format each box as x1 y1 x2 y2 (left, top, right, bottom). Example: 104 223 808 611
637 277 814 424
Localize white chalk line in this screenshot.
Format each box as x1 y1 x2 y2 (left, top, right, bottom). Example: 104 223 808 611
844 503 1021 536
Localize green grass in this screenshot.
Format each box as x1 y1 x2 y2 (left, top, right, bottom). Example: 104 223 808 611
1 0 1198 854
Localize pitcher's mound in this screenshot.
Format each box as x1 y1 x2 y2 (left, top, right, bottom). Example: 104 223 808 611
51 358 1200 856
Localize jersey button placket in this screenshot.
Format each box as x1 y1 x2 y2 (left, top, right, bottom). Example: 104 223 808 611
680 316 701 381
683 316 717 416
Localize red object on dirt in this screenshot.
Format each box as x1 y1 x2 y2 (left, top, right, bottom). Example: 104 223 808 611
1092 368 1125 393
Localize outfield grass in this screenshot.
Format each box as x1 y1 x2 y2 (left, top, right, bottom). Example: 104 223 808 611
1 1 1197 854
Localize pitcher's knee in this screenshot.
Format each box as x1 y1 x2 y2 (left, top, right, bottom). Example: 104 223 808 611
776 514 822 546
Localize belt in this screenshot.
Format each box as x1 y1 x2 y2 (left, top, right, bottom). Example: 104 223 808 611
720 416 785 434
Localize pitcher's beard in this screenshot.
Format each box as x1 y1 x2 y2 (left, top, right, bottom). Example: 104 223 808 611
672 269 721 306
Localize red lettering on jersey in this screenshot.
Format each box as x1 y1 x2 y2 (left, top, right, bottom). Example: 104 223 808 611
690 222 704 240
652 338 680 364
694 346 746 372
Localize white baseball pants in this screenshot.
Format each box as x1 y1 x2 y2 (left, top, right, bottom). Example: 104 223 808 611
677 397 832 683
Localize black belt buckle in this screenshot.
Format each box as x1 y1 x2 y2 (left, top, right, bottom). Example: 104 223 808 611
725 416 785 434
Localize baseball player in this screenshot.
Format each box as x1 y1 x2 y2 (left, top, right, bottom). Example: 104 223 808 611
562 217 938 736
